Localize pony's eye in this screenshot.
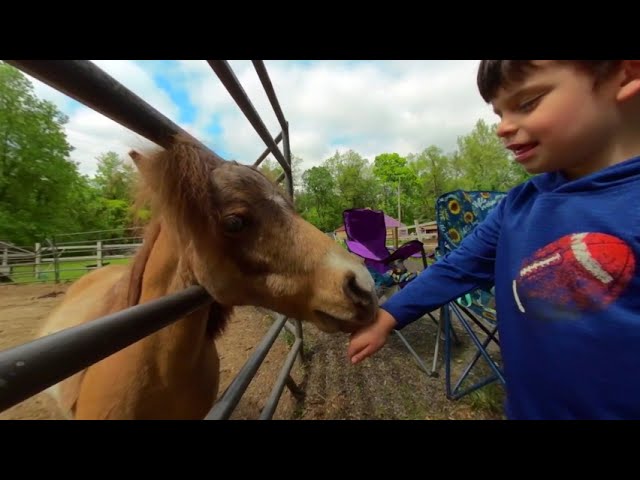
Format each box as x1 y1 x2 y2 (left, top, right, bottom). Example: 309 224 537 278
222 214 245 233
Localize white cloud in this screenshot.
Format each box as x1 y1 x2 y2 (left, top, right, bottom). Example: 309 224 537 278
18 60 192 176
16 60 499 177
163 60 498 171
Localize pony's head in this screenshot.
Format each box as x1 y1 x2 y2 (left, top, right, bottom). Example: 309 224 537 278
130 137 377 333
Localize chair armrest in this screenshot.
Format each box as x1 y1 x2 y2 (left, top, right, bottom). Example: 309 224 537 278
387 240 425 262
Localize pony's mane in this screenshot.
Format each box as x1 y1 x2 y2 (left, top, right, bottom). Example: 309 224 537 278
132 135 224 231
126 218 161 307
124 214 230 338
128 136 234 336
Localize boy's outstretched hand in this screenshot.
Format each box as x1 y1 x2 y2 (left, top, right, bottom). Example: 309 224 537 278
347 308 398 364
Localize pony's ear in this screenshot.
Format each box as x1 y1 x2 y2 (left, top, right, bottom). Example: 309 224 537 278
128 141 223 236
129 149 161 193
129 149 153 177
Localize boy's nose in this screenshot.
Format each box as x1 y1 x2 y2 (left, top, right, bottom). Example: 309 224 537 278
497 117 517 138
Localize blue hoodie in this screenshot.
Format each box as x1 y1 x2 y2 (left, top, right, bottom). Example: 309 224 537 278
382 155 640 420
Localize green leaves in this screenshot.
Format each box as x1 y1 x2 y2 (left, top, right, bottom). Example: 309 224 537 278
295 120 531 232
452 119 532 191
93 151 136 201
0 62 77 244
0 62 144 245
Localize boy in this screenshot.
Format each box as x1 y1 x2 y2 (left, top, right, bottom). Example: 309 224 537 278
348 60 640 420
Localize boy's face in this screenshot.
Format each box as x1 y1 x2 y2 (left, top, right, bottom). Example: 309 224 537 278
490 60 622 179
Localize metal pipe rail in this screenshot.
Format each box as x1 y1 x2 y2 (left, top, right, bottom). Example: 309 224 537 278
205 313 298 420
207 60 291 175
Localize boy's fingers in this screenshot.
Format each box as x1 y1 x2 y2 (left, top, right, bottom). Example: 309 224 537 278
351 345 373 364
347 334 366 356
347 342 363 360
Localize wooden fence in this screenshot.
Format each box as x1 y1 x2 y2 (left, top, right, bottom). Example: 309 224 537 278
1 230 143 284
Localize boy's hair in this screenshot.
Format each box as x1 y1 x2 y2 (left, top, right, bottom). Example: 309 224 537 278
477 60 622 102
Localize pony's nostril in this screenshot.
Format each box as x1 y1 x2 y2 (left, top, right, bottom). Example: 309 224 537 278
343 272 373 307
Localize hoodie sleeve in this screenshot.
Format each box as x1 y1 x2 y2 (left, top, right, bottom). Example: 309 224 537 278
382 197 505 329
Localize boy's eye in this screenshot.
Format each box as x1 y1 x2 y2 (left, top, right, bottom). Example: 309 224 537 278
518 94 543 112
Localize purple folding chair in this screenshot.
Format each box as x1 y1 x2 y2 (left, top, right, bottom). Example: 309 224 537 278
343 208 428 274
342 207 440 375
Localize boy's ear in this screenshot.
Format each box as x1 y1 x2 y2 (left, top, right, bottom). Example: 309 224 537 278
615 60 640 102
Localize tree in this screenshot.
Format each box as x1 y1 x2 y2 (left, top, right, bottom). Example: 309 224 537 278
451 119 531 191
258 155 303 195
372 152 419 222
0 61 86 244
258 158 283 182
324 150 380 211
300 166 340 231
407 146 455 221
93 151 136 201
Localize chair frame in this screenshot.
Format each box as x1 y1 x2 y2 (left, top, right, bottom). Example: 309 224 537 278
434 190 507 399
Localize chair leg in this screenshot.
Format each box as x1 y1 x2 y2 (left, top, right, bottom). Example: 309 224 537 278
450 303 505 384
425 309 458 378
392 309 442 377
394 330 431 375
430 311 442 378
379 279 456 380
444 302 505 400
442 310 461 346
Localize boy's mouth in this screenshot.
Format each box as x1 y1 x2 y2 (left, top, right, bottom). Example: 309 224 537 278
507 142 539 162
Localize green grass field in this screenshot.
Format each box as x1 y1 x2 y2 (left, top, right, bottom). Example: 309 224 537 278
4 258 132 284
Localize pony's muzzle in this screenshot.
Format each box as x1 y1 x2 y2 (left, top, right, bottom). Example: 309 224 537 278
343 272 377 324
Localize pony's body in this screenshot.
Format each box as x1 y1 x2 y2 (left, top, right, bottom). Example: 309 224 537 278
39 138 377 420
42 220 222 420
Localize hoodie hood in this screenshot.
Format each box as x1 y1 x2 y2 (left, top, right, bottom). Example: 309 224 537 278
529 155 640 194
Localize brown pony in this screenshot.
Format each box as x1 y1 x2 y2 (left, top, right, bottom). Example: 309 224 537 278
38 137 377 420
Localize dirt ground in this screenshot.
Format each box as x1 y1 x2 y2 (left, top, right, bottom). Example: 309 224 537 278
0 281 505 420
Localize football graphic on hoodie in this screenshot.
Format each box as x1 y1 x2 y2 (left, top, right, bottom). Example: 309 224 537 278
512 232 635 319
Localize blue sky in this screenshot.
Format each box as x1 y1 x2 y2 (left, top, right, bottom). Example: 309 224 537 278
25 60 498 177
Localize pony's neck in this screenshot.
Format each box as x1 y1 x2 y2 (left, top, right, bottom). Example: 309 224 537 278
75 219 227 420
130 219 219 367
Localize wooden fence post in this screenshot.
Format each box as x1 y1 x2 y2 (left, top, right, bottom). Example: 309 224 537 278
97 240 103 268
35 243 41 280
1 247 8 278
51 237 60 284
414 220 423 241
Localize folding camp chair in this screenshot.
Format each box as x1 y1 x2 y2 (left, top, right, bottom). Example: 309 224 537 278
342 208 439 374
342 208 428 275
434 190 507 399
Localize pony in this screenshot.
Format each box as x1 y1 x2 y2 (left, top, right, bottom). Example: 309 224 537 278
38 137 377 420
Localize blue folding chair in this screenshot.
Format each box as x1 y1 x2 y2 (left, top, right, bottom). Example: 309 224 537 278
434 190 507 399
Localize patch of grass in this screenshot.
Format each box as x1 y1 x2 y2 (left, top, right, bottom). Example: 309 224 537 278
400 388 430 419
465 382 506 418
281 328 295 347
8 258 131 284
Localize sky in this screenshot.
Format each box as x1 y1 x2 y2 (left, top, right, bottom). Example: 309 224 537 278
22 60 499 177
